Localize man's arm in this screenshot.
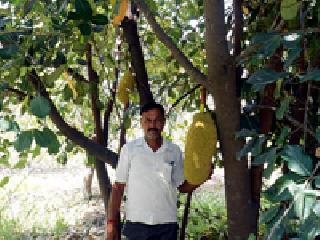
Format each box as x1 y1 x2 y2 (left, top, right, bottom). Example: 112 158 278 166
105 182 125 240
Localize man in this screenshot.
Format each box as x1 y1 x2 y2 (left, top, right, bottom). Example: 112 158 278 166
106 102 201 240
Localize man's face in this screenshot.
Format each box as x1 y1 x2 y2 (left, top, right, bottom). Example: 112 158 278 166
141 108 165 141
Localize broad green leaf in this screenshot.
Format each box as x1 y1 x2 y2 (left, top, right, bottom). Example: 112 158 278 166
0 176 9 187
67 12 82 20
14 158 27 169
263 157 276 179
300 69 320 82
91 14 108 25
247 69 288 92
30 95 51 118
281 145 312 176
276 96 293 120
253 147 278 165
251 135 266 157
78 22 92 36
42 128 60 154
259 205 280 224
251 33 281 57
34 129 50 148
14 131 33 152
276 126 290 145
235 129 257 139
75 0 92 19
284 47 301 68
298 212 320 239
0 45 18 59
281 0 298 20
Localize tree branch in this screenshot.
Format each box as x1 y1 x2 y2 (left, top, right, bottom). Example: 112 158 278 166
6 87 27 99
67 68 90 83
166 84 201 116
134 0 208 87
27 70 118 168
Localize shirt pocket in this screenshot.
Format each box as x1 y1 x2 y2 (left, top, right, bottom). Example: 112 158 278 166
161 163 173 183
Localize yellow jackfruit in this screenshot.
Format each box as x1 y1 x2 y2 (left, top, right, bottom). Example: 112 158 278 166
113 0 128 26
184 112 217 185
117 70 135 104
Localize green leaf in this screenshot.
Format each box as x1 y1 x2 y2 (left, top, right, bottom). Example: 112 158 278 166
251 135 266 157
301 69 320 82
247 234 256 240
235 129 257 139
252 33 281 57
14 158 27 169
253 147 278 165
67 11 82 20
281 145 313 176
0 176 9 188
91 14 108 25
75 0 92 19
274 79 282 99
42 128 60 154
30 95 51 118
0 155 10 167
14 131 33 152
78 22 92 36
32 145 41 158
276 96 293 120
284 47 301 68
298 212 320 239
0 45 18 59
247 69 288 92
34 129 50 148
259 205 280 224
281 0 298 20
276 126 290 145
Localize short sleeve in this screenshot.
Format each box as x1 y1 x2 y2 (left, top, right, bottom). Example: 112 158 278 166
172 147 185 188
115 144 130 183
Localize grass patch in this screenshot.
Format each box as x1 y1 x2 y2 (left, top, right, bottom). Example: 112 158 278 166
178 191 228 240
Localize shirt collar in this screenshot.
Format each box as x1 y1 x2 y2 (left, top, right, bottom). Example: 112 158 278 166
135 137 170 152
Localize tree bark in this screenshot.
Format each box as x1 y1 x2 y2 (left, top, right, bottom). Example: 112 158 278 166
205 1 257 239
86 43 111 210
122 19 154 105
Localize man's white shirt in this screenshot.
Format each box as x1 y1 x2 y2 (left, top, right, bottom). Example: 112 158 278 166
115 137 184 225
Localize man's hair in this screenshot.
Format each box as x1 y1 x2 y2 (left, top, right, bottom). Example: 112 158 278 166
140 102 165 117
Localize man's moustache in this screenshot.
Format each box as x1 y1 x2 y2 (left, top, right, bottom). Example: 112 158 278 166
148 128 159 132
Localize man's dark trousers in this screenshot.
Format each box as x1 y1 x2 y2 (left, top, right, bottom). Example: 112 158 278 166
123 221 178 240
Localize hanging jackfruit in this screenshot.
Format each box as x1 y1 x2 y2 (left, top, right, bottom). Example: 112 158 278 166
184 112 217 185
117 70 135 105
113 0 128 26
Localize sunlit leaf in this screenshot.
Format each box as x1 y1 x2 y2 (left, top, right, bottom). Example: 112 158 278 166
281 0 298 20
0 176 9 187
281 145 312 176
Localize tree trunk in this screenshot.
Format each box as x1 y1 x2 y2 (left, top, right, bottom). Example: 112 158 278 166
205 1 257 239
122 19 154 105
87 43 111 211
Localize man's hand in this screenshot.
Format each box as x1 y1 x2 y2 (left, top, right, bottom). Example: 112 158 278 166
106 221 119 240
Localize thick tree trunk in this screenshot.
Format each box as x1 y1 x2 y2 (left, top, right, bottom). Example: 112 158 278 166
205 1 257 239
